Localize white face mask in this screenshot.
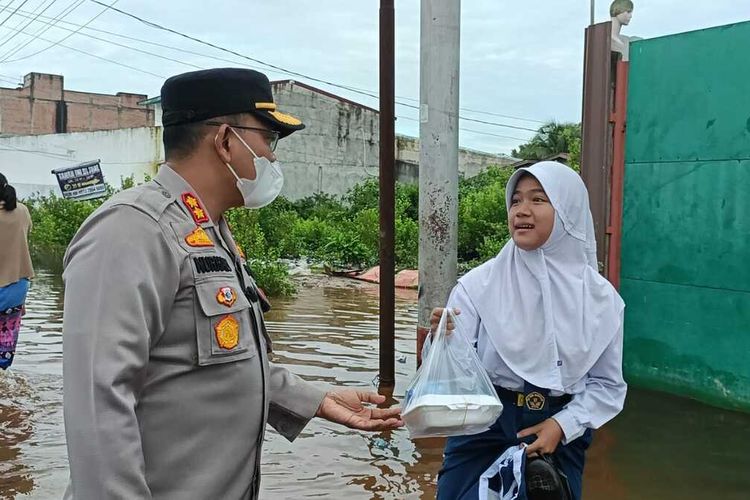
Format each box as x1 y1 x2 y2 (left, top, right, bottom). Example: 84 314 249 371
224 128 284 209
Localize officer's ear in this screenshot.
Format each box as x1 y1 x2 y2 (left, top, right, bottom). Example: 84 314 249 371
213 124 234 164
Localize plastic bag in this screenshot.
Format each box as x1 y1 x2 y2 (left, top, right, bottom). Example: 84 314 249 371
401 308 503 438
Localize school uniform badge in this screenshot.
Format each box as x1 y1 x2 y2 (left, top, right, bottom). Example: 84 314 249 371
185 227 214 247
215 315 240 350
217 287 237 307
525 392 546 411
181 192 209 224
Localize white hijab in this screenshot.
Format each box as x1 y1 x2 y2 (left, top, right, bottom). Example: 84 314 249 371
459 161 624 391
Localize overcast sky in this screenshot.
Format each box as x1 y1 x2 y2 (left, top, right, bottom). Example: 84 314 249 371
0 0 747 154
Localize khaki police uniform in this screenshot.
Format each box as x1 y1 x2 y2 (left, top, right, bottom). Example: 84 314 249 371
62 165 327 500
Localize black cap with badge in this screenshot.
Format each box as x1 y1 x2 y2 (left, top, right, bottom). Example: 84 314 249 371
160 68 305 138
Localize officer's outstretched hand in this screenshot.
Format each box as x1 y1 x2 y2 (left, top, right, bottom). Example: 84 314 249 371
316 389 404 431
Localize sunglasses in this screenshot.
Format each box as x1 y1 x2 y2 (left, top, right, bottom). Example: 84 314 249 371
205 121 280 152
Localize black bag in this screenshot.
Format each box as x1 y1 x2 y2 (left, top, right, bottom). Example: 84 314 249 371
525 454 573 500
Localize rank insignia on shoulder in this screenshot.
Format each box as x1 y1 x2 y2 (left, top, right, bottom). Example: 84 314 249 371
217 286 237 307
181 192 210 224
215 315 240 350
185 227 214 247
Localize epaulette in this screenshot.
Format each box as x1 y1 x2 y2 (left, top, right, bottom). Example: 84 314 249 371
104 182 174 222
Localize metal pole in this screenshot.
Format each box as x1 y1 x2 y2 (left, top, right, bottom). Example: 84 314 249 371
379 0 396 386
416 0 460 366
590 0 595 25
606 60 629 290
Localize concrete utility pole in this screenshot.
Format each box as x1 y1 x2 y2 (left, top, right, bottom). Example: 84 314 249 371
379 0 396 386
591 0 596 25
416 0 460 365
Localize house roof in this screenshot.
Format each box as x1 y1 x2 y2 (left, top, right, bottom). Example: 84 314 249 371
511 152 570 169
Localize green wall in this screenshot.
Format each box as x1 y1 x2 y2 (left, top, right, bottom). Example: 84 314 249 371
622 22 750 411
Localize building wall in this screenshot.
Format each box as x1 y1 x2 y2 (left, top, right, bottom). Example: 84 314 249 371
270 81 381 200
271 81 512 199
394 135 513 184
0 73 153 136
0 127 162 199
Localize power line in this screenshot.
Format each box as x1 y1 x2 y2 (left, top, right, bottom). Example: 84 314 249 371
0 0 35 46
87 0 385 98
0 13 206 69
0 0 108 63
459 116 538 132
88 0 544 134
0 0 57 51
8 2 546 125
4 2 547 130
0 3 542 139
0 5 276 72
385 93 546 124
0 0 33 29
0 0 84 61
0 20 534 144
395 115 530 142
5 27 165 77
0 76 20 85
459 128 531 142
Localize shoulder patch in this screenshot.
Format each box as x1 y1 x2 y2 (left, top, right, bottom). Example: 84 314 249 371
185 227 214 247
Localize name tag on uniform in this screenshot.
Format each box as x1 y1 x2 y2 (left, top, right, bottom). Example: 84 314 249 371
193 256 232 274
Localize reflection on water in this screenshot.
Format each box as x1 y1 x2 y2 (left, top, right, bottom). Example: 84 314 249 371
1 271 750 499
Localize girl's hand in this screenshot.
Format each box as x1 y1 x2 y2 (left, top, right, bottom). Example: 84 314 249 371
517 418 564 456
429 307 461 333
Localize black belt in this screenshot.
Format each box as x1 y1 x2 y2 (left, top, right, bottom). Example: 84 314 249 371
495 386 572 409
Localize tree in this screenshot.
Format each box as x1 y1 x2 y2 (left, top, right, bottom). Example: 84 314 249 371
512 121 581 171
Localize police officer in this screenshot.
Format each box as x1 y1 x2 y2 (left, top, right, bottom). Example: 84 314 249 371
62 68 403 500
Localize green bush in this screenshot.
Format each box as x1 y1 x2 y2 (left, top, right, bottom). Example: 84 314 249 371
458 183 507 262
246 257 296 296
395 216 419 269
27 194 102 253
257 207 302 258
225 207 297 295
23 162 521 294
292 192 346 221
345 178 379 215
290 217 337 258
319 230 371 269
353 208 380 265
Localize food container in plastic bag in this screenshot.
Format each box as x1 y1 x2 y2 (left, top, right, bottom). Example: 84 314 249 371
401 308 503 438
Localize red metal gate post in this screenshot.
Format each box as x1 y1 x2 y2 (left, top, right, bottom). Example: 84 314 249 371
606 60 629 290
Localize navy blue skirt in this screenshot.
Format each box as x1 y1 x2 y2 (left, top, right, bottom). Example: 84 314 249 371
437 385 593 500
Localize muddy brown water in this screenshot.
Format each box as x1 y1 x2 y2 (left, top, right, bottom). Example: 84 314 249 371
2 270 749 499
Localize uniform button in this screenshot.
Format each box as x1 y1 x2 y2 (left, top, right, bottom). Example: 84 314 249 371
160 189 171 198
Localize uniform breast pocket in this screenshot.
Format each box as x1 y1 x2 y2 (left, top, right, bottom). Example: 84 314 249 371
194 280 258 366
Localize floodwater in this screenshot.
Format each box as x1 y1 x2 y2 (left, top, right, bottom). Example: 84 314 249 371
2 270 749 499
